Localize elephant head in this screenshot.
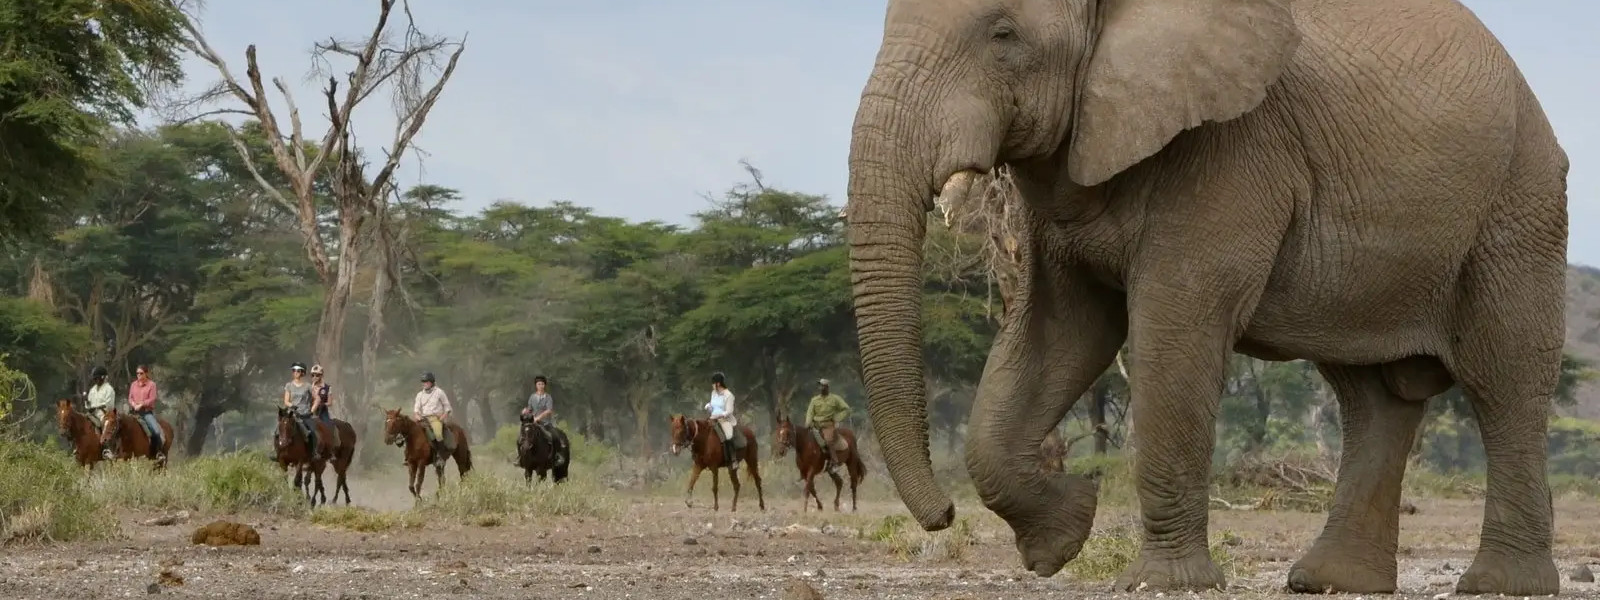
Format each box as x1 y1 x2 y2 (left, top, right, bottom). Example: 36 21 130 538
846 0 1299 534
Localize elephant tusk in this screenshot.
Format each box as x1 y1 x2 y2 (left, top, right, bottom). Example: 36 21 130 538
934 170 982 227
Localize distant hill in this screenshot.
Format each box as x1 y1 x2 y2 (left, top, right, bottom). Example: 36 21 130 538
1564 264 1600 419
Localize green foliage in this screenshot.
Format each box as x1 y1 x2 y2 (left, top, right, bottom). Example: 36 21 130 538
0 0 189 235
417 473 619 523
0 434 116 543
85 451 309 517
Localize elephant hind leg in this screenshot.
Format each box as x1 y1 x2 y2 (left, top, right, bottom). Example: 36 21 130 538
1287 362 1427 594
1445 263 1561 595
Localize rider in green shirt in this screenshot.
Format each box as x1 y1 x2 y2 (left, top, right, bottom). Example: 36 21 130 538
804 378 852 470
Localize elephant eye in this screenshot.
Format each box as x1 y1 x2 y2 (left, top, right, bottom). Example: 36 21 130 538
991 25 1016 41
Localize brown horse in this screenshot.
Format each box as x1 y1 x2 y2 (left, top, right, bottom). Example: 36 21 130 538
382 409 472 498
774 416 866 512
274 407 349 505
99 407 173 470
325 417 358 505
56 399 104 469
669 414 765 512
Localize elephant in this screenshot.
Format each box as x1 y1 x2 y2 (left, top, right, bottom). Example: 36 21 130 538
844 0 1566 596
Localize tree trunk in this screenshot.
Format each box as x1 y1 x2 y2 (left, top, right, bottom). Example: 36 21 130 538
1245 359 1271 453
1090 381 1110 455
186 404 223 457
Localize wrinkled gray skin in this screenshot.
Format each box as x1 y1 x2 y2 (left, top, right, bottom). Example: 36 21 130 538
845 0 1566 595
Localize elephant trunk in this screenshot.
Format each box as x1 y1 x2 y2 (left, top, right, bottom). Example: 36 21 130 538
846 92 956 532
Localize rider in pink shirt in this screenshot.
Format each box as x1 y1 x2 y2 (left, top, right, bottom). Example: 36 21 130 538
126 365 165 461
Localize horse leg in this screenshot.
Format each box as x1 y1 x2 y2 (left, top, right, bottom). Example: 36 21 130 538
684 464 703 509
729 465 742 513
850 460 861 512
827 469 845 512
710 467 721 512
747 449 764 511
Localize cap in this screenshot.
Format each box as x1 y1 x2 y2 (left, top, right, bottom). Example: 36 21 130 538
818 378 830 386
309 364 324 375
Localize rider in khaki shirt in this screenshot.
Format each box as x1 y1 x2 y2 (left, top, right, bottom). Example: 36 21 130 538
804 378 852 468
412 372 452 464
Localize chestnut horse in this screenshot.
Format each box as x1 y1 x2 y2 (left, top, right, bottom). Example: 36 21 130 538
774 416 865 512
274 407 355 505
382 409 472 498
99 407 173 470
669 414 765 512
56 399 104 469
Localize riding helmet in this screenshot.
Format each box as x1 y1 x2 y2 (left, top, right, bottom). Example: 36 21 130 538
291 362 306 372
711 371 726 386
533 375 547 385
91 366 107 379
309 364 324 375
421 371 436 383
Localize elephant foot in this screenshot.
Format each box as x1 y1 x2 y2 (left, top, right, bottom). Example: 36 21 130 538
1114 551 1225 592
1286 542 1396 594
1006 474 1100 577
1455 550 1558 596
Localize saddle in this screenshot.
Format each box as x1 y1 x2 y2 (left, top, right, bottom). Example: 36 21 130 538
809 427 849 453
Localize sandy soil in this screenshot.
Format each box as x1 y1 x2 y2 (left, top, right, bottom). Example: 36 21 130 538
3 471 1598 600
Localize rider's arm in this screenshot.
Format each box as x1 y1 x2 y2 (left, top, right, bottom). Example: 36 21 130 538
535 396 553 422
834 396 850 422
283 384 293 408
412 391 424 418
803 399 817 426
311 386 323 412
439 389 453 416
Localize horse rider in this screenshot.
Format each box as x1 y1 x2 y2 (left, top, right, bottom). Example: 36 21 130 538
85 366 115 458
520 375 567 467
281 362 322 462
804 378 852 472
308 364 339 446
705 372 738 465
413 371 453 466
127 364 165 462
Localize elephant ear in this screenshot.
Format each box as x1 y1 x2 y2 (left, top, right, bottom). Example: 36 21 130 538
1066 0 1301 187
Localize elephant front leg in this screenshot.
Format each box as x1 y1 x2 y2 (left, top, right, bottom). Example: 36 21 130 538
966 265 1127 578
1113 297 1237 592
1288 363 1427 594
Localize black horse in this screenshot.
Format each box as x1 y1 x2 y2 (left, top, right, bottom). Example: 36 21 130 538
517 415 570 484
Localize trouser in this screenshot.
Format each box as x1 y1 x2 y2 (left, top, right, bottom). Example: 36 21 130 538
423 415 446 463
714 417 740 465
87 407 111 457
816 422 846 468
135 410 164 456
295 413 322 459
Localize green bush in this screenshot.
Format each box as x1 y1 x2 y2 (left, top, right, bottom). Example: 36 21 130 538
0 431 115 543
86 450 308 517
416 472 619 524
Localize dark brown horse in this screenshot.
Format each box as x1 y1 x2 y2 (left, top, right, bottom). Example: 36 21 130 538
774 416 866 512
99 407 173 470
325 417 358 504
383 409 472 498
669 414 765 512
274 407 352 505
56 399 103 469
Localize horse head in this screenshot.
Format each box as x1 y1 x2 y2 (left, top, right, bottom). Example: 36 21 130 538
668 414 692 456
773 416 794 458
55 398 74 435
274 407 297 452
381 408 407 446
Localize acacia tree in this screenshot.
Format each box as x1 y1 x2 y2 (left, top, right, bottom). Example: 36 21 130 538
172 0 464 414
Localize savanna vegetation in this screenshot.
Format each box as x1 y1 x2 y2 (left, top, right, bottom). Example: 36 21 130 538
2 0 1599 549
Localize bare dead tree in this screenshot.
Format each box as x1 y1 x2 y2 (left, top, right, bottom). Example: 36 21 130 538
174 0 465 417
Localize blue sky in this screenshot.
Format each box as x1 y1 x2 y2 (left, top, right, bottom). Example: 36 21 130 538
159 1 1599 265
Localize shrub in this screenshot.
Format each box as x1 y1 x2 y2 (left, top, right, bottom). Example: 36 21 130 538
310 506 423 532
0 431 115 543
416 472 619 524
86 450 308 517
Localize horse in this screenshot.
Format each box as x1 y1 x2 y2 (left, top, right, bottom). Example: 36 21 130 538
99 407 173 470
774 416 866 512
669 414 765 512
516 415 569 484
274 407 352 505
55 398 104 469
325 416 358 505
383 409 472 498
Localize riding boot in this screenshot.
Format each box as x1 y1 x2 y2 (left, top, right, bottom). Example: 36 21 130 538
431 440 446 466
553 441 567 467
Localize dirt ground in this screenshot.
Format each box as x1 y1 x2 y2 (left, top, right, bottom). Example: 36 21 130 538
3 471 1599 600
